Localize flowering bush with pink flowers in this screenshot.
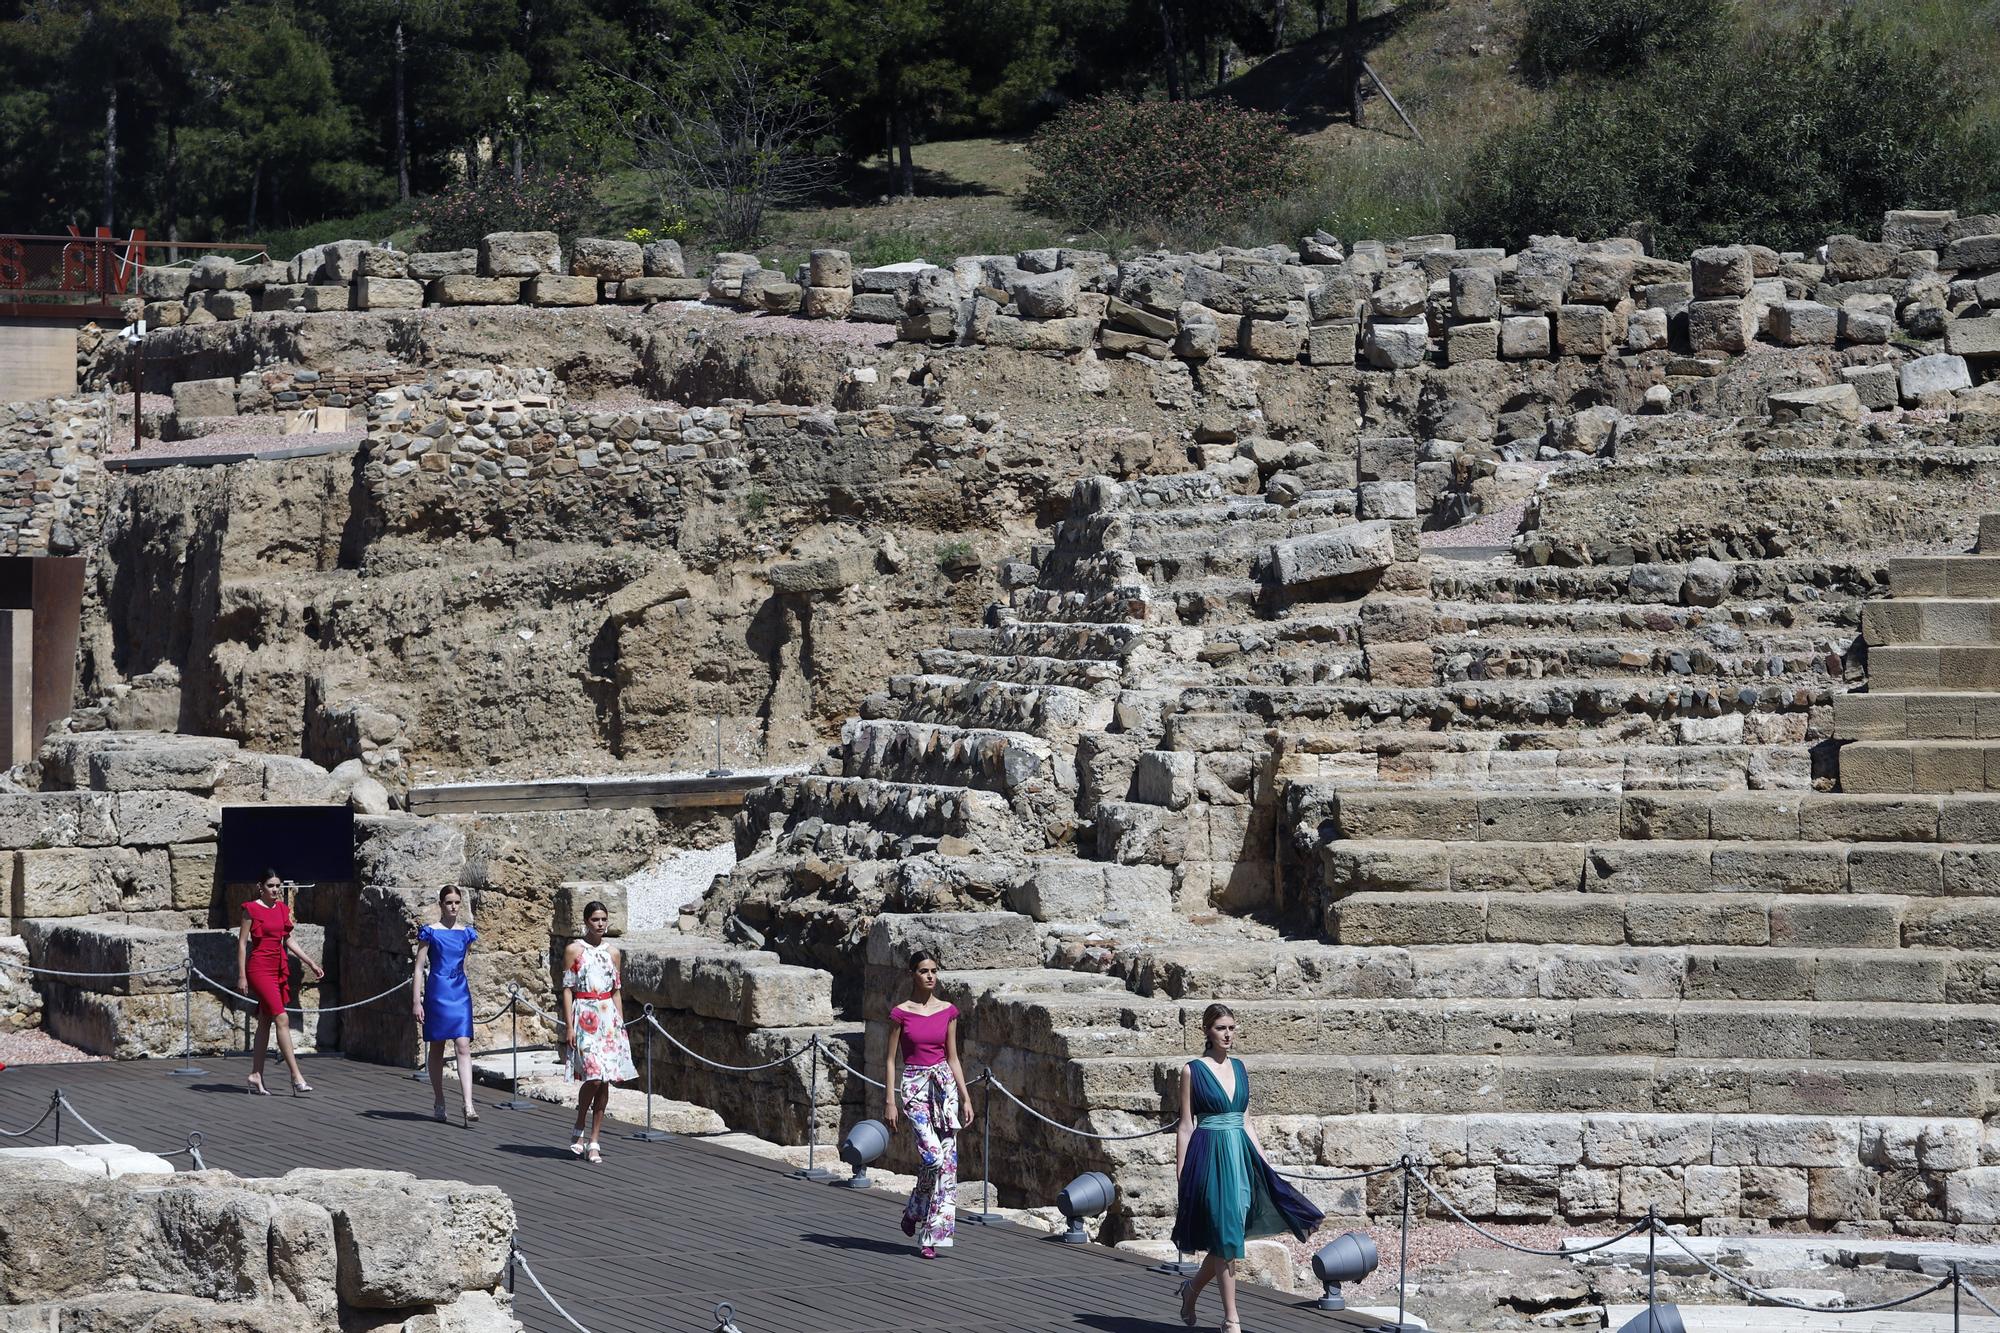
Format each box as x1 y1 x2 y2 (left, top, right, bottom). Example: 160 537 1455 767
1025 96 1303 234
411 165 599 251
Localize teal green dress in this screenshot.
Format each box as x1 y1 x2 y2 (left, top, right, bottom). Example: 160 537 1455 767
1171 1057 1324 1259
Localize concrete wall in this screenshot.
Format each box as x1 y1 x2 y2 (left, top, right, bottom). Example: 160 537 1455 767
0 321 78 401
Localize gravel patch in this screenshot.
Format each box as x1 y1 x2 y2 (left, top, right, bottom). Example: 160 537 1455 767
0 1028 99 1066
624 842 737 930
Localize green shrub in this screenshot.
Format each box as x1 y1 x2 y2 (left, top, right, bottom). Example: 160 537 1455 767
1458 12 2000 254
1024 96 1302 234
1517 0 1729 85
410 166 600 252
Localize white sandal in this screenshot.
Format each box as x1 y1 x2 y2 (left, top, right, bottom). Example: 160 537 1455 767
586 1142 603 1165
568 1131 586 1158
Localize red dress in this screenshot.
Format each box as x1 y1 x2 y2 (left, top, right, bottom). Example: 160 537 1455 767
243 899 294 1018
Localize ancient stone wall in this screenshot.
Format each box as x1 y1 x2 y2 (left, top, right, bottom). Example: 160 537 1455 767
0 1157 518 1333
0 393 110 556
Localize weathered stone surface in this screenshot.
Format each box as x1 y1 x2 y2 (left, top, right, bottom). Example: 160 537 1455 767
478 231 561 277
355 277 424 311
1691 246 1754 298
1902 353 1973 402
526 274 597 307
430 276 522 306
1269 522 1395 588
570 238 643 280
171 378 236 420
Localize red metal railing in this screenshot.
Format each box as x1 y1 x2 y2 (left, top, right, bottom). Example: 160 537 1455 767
0 228 266 319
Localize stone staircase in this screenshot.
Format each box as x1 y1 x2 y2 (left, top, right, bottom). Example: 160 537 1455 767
1841 521 2000 791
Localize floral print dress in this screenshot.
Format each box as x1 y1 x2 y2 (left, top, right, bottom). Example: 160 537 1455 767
563 940 637 1084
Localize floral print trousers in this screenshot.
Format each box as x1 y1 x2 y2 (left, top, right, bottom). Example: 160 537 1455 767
899 1062 959 1248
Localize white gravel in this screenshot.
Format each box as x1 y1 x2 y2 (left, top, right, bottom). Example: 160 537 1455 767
623 841 738 930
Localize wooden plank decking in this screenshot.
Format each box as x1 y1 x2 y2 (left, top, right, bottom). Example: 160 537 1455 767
0 1056 1383 1333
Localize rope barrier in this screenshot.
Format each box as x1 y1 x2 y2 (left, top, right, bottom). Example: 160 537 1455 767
54 1092 115 1145
512 1249 597 1333
192 966 411 1015
0 1093 59 1139
1412 1168 1656 1257
1647 1221 1963 1314
20 960 190 979
983 1071 1173 1141
1266 1160 1408 1184
645 1013 810 1073
1963 1278 2000 1321
811 1038 885 1089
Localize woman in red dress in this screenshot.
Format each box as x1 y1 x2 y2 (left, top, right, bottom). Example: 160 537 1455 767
236 869 325 1095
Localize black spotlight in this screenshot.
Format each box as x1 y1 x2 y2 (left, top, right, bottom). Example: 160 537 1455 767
1056 1171 1115 1244
1311 1231 1379 1311
1616 1306 1686 1333
837 1119 889 1189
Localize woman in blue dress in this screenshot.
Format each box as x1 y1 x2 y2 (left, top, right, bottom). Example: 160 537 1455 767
1173 1003 1323 1332
412 885 480 1124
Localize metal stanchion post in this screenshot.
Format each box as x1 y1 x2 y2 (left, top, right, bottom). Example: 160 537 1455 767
505 1237 517 1297
1953 1264 1961 1333
793 1036 833 1180
52 1090 62 1146
631 1006 671 1143
1395 1159 1413 1333
1646 1207 1658 1331
495 994 535 1111
169 963 204 1077
963 1068 1003 1225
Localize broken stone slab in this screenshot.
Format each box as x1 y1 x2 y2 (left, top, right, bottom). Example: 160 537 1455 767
642 239 686 277
1269 521 1395 589
985 315 1094 353
171 377 236 420
1946 315 2000 359
354 250 407 279
1767 383 1862 425
1841 363 1899 411
1901 353 1973 403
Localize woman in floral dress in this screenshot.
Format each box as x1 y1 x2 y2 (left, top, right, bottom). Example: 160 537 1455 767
559 900 636 1164
884 950 973 1258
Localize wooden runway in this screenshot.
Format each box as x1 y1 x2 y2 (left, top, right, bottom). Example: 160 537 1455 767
0 1055 1386 1333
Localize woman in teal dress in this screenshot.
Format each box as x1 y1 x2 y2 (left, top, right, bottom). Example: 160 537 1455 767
1173 1003 1323 1332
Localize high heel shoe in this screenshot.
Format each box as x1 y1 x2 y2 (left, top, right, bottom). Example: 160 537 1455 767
1176 1280 1198 1328
432 1102 447 1123
586 1142 602 1164
291 1080 313 1096
568 1131 586 1157
463 1106 480 1123
246 1073 269 1097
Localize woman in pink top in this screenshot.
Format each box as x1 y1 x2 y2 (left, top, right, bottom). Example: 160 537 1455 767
884 950 973 1258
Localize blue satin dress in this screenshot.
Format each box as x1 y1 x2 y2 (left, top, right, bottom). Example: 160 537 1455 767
1171 1057 1324 1259
419 924 476 1041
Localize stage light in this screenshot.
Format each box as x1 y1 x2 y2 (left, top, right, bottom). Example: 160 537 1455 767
1311 1231 1379 1310
837 1119 888 1189
1616 1305 1686 1333
1056 1170 1115 1244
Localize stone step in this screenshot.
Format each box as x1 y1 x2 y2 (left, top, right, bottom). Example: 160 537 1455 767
839 719 1063 800
1863 599 2000 647
1323 889 1992 952
1891 556 2000 599
1285 737 1814 791
1178 677 1824 732
1429 556 1883 610
749 775 1029 859
869 674 1116 742
955 622 1151 661
917 649 1124 690
1835 692 2000 740
1009 586 1152 625
1425 632 1847 686
1320 836 2000 899
1841 740 2000 794
1119 940 2000 1006
1425 598 1847 637
1057 996 2000 1064
1063 1052 1993 1117
1307 787 2000 845
1868 645 2000 690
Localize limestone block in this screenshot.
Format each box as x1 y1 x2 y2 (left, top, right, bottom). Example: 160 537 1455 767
1619 1165 1686 1216
1555 304 1617 357
1690 246 1754 299
1451 266 1499 319
171 377 236 420
1713 1115 1859 1167
1770 300 1837 346
1689 298 1755 353
1842 363 1899 410
1244 313 1307 362
1947 1166 2000 1223
1012 268 1079 319
1583 1114 1712 1166
552 881 627 938
987 315 1094 353
202 290 252 319
1357 481 1417 520
570 237 642 280
325 1190 456 1307
1269 522 1394 588
1859 1117 1980 1170
1560 1167 1620 1219
757 282 802 314
1567 252 1635 305
478 231 561 277
355 277 423 310
1685 1165 1742 1217
266 1194 338 1319
866 911 1041 971
353 249 407 280
802 285 853 319
169 842 218 911
12 847 166 917
1130 751 1196 811
1467 1114 1583 1165
142 300 184 327
255 284 308 312
1902 352 1974 402
406 249 477 281
1840 307 1892 345
353 815 466 890
526 274 597 307
114 791 219 846
1363 319 1428 369
642 239 686 277
1767 383 1863 425
1493 1164 1560 1217
1500 314 1551 359
1446 320 1499 363
1305 321 1358 365
301 285 351 312
429 276 522 306
1626 306 1668 351
0 792 117 848
144 1186 274 1300
1740 1165 1809 1219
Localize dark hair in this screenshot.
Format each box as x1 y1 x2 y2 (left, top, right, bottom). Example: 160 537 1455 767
583 900 610 920
439 885 462 904
908 950 940 972
261 867 282 884
1200 1003 1236 1032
